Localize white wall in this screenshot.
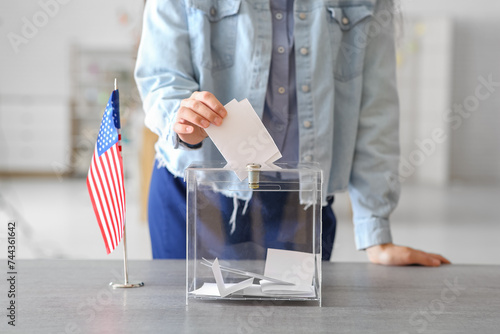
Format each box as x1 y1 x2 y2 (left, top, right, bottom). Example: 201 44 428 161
0 0 144 174
0 0 143 97
400 0 500 184
397 17 453 186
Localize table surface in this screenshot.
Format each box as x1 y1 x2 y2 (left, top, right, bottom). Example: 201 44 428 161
2 260 499 334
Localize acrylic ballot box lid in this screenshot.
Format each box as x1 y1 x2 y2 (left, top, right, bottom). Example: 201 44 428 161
185 162 322 305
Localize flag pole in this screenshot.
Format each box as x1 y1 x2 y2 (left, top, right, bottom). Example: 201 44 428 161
110 78 144 289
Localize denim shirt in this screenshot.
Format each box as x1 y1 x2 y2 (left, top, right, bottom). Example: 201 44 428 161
134 0 401 250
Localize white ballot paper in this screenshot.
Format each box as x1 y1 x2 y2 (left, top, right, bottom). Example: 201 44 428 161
260 249 315 295
211 258 254 298
204 98 282 180
190 249 316 298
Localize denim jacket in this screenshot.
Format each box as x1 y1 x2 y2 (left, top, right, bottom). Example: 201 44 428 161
134 0 400 250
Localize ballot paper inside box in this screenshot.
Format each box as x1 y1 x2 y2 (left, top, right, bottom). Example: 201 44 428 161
185 162 322 305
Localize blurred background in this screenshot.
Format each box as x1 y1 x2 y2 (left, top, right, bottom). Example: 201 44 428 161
0 0 499 263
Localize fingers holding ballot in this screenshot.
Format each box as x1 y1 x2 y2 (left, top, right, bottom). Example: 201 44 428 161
174 91 228 145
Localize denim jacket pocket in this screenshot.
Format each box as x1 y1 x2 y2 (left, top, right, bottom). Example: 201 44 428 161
326 5 374 81
188 0 242 71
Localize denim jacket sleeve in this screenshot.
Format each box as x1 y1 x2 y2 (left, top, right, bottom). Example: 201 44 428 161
134 0 199 150
348 0 401 250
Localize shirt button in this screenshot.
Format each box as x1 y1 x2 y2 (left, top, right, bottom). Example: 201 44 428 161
302 85 310 93
278 87 286 94
300 47 309 55
275 12 283 20
298 12 307 20
342 16 349 25
303 120 312 128
304 155 313 162
277 46 285 54
210 7 217 17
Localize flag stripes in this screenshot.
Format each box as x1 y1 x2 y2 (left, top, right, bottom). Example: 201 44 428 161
87 143 125 254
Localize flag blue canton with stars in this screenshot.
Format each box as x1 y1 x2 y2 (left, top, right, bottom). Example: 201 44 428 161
97 90 120 156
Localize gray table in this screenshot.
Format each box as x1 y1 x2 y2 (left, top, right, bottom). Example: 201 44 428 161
2 260 499 334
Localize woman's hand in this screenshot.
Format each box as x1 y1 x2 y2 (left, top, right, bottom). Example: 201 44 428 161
174 91 227 145
366 243 451 267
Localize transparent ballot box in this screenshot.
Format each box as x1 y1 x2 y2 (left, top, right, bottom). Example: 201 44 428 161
186 162 322 305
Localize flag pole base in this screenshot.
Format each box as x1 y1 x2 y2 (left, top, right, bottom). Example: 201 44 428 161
110 282 144 289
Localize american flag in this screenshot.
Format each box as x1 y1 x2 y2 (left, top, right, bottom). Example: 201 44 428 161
86 89 125 254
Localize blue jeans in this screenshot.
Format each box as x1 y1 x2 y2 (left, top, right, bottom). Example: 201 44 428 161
148 161 336 260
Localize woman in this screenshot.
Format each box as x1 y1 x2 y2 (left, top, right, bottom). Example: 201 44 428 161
135 0 449 266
